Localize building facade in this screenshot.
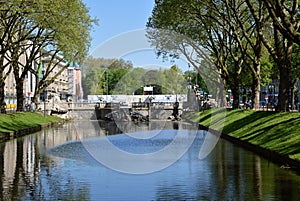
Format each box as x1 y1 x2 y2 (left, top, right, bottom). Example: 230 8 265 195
3 51 83 111
68 66 83 102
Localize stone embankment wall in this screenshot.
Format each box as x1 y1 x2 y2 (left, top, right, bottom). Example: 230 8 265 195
68 110 97 120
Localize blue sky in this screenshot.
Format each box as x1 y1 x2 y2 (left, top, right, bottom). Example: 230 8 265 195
83 0 155 52
83 0 189 70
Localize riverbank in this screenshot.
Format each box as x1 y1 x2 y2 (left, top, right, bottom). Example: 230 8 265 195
186 109 300 169
0 112 63 142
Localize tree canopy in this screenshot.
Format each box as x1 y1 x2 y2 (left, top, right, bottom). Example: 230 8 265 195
147 0 300 111
81 57 191 98
0 0 97 111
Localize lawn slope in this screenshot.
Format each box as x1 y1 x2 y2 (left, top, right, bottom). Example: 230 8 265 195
187 109 300 161
0 112 62 133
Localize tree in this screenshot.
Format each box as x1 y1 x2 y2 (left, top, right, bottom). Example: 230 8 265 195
249 5 294 111
0 0 97 111
147 0 248 108
148 0 292 110
290 44 300 109
0 1 26 112
253 0 300 111
262 0 300 46
81 57 134 97
227 0 270 110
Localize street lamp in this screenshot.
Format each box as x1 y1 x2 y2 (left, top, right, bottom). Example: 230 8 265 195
100 65 109 102
187 76 192 102
175 76 178 102
106 70 109 102
43 81 47 117
40 67 47 117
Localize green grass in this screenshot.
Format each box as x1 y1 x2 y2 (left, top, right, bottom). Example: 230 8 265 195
0 112 62 133
186 109 300 161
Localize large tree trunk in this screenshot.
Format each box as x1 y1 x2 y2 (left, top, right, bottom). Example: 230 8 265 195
251 55 261 110
231 87 240 109
274 28 293 112
252 33 262 110
16 79 24 111
278 42 293 112
230 71 241 109
277 68 290 111
32 77 41 111
252 73 261 110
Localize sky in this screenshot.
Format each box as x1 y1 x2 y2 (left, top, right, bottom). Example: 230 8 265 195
82 0 190 70
83 0 155 52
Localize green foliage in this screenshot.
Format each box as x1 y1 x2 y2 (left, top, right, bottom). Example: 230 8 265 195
147 0 259 108
260 60 274 87
82 57 134 96
0 0 97 110
82 57 190 97
147 0 300 110
112 66 188 96
29 0 96 60
1 0 97 63
184 70 207 91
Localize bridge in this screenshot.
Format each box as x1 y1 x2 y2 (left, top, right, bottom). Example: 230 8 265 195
40 102 98 120
46 101 188 120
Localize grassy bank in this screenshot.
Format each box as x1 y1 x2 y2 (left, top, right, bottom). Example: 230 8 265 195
0 112 62 133
187 109 300 161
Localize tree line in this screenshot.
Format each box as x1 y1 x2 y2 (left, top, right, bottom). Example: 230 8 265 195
146 0 300 111
0 0 97 112
82 57 207 99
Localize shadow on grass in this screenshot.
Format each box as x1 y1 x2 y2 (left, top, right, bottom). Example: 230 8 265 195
197 108 227 125
281 140 300 156
222 110 277 135
224 112 300 157
241 118 294 142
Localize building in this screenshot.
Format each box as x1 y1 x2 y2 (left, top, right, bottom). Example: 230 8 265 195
3 50 80 110
4 46 36 108
41 53 69 102
67 65 83 102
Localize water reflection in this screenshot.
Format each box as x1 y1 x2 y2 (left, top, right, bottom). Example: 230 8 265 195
0 121 299 200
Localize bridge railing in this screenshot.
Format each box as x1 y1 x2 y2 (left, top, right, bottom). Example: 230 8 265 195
61 102 99 110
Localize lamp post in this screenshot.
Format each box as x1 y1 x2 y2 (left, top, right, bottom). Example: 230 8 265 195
100 65 109 102
40 67 47 117
175 77 178 102
42 78 47 117
106 70 109 102
187 76 192 103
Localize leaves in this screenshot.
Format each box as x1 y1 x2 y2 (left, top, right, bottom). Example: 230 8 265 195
0 0 97 110
81 57 189 97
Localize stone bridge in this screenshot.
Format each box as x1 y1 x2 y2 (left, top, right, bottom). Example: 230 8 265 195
68 109 97 120
47 102 97 120
50 101 197 120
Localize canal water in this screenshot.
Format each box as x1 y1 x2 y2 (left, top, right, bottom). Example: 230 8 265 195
0 120 300 201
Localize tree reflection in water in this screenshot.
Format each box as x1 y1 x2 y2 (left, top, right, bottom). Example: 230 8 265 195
0 121 299 200
0 127 90 201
